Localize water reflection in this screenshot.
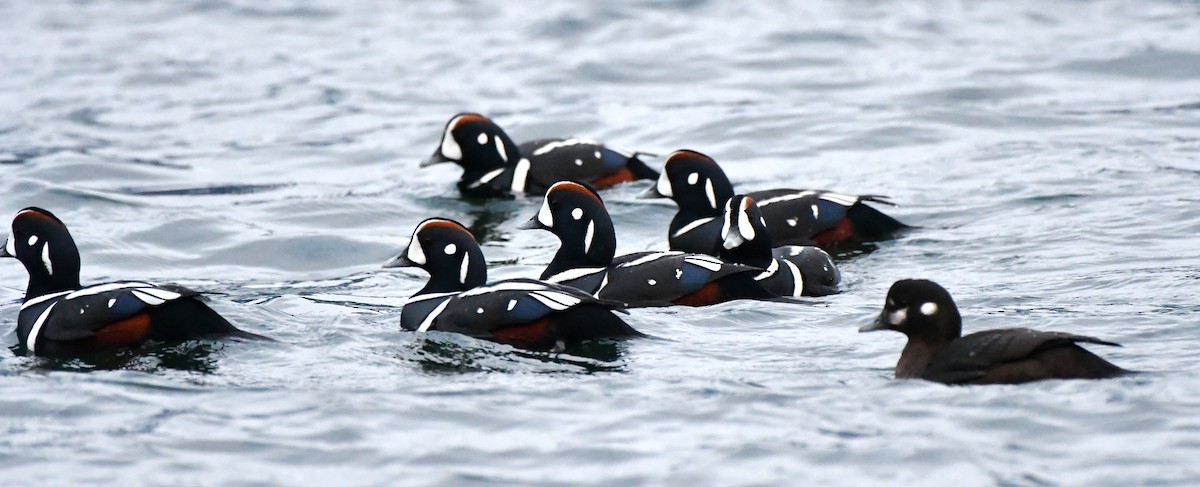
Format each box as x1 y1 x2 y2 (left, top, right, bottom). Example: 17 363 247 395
12 341 226 373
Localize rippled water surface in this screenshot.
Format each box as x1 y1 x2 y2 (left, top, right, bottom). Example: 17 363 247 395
3 1 1200 485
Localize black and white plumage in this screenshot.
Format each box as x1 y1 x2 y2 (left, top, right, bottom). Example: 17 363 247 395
0 207 261 357
421 113 658 198
519 181 780 307
718 195 841 297
384 217 642 351
859 279 1130 384
639 150 909 254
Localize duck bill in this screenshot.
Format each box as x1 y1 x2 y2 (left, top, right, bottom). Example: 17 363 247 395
858 315 890 333
382 248 416 268
637 184 666 200
516 217 543 230
420 149 453 168
0 237 11 258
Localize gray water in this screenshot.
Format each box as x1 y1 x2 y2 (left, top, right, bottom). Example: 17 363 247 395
2 1 1200 485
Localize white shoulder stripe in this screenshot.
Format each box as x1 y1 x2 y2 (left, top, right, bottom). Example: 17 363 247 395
672 217 716 238
783 259 804 298
818 192 860 206
756 191 817 208
65 282 155 300
26 302 58 353
531 138 598 156
21 290 72 310
683 254 725 272
546 267 606 284
403 291 460 306
416 299 451 333
618 251 682 268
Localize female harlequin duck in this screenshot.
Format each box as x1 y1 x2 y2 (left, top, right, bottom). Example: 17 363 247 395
718 195 841 297
640 150 908 254
860 279 1131 384
518 181 781 307
422 113 659 197
0 207 264 357
384 218 643 351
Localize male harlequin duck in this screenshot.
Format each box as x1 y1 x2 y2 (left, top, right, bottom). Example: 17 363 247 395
0 207 264 357
422 112 659 197
640 150 908 254
718 195 841 297
860 279 1131 384
384 217 643 351
518 181 781 307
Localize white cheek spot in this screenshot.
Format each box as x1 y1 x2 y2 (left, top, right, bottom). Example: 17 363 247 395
887 308 907 326
477 132 488 145
41 244 53 275
594 150 602 159
656 171 673 197
674 268 682 279
537 197 554 228
507 299 517 311
921 302 938 316
811 205 820 218
687 173 699 185
407 240 427 265
575 158 583 166
647 279 657 286
28 235 38 246
108 298 116 308
571 208 583 220
705 179 717 208
443 243 457 255
476 307 484 314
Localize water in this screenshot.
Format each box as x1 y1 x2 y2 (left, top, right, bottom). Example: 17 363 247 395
2 0 1200 484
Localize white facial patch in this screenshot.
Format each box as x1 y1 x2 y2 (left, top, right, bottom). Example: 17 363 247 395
920 302 938 316
656 170 673 197
406 239 427 265
4 233 14 256
477 132 488 145
443 243 457 255
736 201 756 242
687 173 699 185
705 179 717 208
571 208 583 220
459 253 470 284
41 244 52 275
440 116 464 161
887 308 907 326
28 235 38 246
537 196 554 228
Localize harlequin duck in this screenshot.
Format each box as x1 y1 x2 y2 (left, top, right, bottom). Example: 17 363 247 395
422 112 659 198
518 181 781 307
860 279 1131 384
384 217 643 351
0 207 265 357
718 195 840 297
640 150 908 254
